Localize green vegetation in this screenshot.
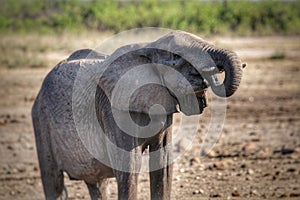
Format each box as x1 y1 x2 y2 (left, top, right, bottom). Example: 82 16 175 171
0 0 299 35
269 52 286 60
0 34 53 68
0 0 298 68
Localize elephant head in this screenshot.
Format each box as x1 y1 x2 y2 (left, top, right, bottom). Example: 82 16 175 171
97 30 244 117
144 30 245 98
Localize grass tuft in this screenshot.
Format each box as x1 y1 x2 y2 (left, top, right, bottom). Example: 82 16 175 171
269 52 286 60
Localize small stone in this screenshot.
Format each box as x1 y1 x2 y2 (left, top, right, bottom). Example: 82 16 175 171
294 147 300 154
199 189 204 194
17 165 26 173
26 179 34 185
179 168 185 173
33 165 39 171
258 147 272 157
286 168 296 173
213 159 232 170
213 161 225 170
193 190 200 195
210 193 223 198
207 150 218 158
240 164 247 168
247 169 255 175
250 189 258 196
7 145 14 150
251 138 260 142
190 157 201 165
279 193 288 198
24 142 33 150
10 119 19 123
232 190 240 197
242 142 257 152
290 193 300 197
249 132 257 136
249 96 254 102
0 119 7 126
280 148 294 155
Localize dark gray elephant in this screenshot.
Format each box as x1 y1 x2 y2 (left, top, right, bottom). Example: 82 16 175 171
32 30 244 200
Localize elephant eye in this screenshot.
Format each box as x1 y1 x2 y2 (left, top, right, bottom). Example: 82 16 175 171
173 54 181 60
190 67 200 75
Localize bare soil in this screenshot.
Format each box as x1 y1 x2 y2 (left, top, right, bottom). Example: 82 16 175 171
0 35 299 200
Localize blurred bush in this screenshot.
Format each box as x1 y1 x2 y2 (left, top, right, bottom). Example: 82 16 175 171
0 0 299 35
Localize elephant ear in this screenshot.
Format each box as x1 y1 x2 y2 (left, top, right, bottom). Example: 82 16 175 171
98 46 177 115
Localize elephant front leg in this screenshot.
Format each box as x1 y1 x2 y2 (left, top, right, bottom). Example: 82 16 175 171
115 170 139 200
149 129 173 200
110 147 142 200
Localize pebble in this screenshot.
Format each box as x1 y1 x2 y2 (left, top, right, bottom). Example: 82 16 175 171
207 150 218 158
273 147 295 155
193 189 204 195
7 145 14 150
190 157 201 165
247 168 255 175
249 132 257 136
286 168 296 173
199 189 204 194
0 119 7 126
76 193 81 198
232 189 240 197
26 179 34 185
240 163 247 168
213 159 233 170
294 147 300 153
250 189 259 196
193 190 200 195
242 142 257 152
210 193 224 198
290 193 300 197
16 165 27 173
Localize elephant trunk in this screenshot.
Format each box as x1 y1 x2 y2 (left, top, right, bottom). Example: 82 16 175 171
202 45 243 97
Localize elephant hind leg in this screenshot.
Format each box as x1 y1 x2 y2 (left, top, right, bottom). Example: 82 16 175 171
85 179 108 200
32 115 66 200
35 137 65 199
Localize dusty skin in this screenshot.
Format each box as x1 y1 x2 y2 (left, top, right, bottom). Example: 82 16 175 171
0 35 299 199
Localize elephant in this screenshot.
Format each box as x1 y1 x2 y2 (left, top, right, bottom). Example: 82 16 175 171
66 48 107 61
32 30 245 200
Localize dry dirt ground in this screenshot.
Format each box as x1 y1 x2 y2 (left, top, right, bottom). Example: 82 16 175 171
0 35 299 200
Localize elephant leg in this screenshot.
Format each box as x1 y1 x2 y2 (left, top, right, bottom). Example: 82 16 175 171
149 128 173 200
33 120 65 200
111 147 142 200
115 170 139 200
85 179 108 200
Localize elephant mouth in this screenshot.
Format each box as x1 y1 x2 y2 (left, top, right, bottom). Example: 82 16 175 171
195 89 207 114
176 88 207 116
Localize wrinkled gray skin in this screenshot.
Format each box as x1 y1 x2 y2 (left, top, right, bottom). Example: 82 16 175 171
32 30 244 200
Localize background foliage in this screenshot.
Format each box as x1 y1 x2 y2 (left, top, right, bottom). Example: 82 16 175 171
0 0 299 35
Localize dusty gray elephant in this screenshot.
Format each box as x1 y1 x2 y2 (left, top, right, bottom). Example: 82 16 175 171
32 30 245 200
